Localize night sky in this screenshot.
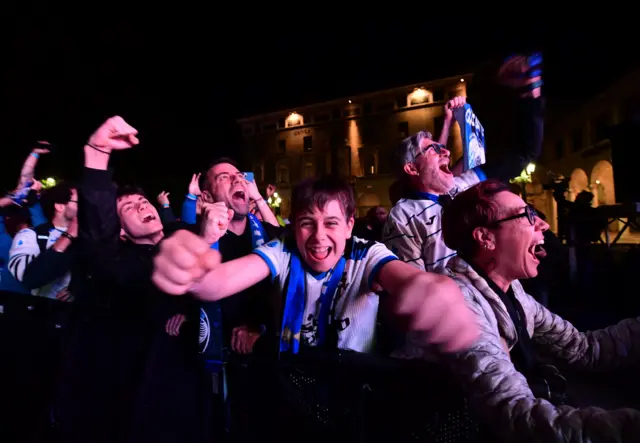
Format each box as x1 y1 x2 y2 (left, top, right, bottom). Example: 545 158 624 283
1 10 636 198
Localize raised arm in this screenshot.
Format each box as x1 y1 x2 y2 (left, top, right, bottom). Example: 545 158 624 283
78 116 143 285
17 143 50 190
480 55 544 183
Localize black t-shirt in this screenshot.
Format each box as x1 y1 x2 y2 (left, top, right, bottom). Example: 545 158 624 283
199 219 283 359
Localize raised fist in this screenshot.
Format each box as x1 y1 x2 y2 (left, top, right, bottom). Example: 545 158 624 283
498 54 542 98
152 230 222 295
444 96 466 120
200 202 234 245
88 116 139 151
157 191 170 206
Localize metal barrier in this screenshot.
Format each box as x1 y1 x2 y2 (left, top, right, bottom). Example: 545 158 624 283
0 291 491 442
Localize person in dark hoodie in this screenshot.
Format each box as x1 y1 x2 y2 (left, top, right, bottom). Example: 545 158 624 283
55 116 210 443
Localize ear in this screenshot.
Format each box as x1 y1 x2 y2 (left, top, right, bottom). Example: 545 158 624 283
201 190 214 204
403 162 419 177
472 227 496 251
54 202 65 214
119 227 128 241
345 216 355 238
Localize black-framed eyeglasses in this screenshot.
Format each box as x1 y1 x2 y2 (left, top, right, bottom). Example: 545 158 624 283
416 143 445 157
492 205 537 226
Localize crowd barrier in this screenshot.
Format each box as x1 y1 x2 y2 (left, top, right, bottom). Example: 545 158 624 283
0 291 493 442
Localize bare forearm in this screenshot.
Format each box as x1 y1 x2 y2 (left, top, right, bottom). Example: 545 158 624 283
190 254 270 301
256 199 279 227
17 152 39 188
84 145 111 170
437 117 454 146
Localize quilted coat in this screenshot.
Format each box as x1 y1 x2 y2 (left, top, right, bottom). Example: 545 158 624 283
395 256 640 442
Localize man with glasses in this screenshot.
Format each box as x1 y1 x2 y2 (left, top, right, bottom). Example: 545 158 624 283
383 54 544 272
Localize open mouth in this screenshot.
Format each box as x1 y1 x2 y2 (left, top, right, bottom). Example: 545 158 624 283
307 246 331 261
439 163 452 175
528 239 546 261
141 213 156 223
232 190 246 202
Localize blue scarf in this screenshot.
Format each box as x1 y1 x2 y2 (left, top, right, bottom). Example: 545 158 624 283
280 248 346 354
210 213 266 251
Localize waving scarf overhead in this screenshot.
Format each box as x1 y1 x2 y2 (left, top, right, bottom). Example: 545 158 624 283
454 103 486 172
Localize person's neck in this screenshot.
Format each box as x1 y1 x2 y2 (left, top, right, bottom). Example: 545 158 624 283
472 257 513 293
228 216 247 236
416 181 446 196
52 214 70 229
130 230 165 246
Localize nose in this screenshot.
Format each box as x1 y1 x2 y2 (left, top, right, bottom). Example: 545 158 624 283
534 216 549 232
231 174 243 185
312 223 328 241
440 146 451 158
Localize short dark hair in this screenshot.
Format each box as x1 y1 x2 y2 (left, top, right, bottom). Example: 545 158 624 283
441 180 511 258
2 205 31 236
291 176 356 221
116 185 148 201
40 182 74 221
202 157 240 191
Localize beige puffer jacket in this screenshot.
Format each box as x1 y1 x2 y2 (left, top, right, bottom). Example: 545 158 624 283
395 256 640 442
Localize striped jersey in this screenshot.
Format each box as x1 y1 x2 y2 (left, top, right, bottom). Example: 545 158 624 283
382 167 485 272
254 236 397 353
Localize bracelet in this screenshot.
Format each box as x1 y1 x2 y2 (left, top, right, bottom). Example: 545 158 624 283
186 193 197 200
87 143 110 155
31 152 39 159
61 231 76 241
162 203 170 208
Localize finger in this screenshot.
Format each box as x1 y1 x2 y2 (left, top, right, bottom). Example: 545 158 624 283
152 272 191 296
227 209 234 221
199 249 222 273
191 173 197 182
166 319 171 335
158 243 199 271
196 173 201 180
166 192 170 198
128 133 139 145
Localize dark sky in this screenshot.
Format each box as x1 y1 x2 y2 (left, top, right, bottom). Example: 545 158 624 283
1 10 636 196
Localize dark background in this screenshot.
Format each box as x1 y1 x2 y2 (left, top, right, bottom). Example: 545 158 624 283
1 9 637 197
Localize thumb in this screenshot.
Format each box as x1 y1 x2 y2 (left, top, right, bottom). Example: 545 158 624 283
227 209 234 221
200 249 222 273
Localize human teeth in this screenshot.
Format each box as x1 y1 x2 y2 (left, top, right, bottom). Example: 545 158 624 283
536 240 544 245
310 247 329 252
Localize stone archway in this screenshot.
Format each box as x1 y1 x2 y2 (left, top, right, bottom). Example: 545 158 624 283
590 160 615 206
569 168 589 201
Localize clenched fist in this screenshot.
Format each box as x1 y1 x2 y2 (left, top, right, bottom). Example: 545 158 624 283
153 230 221 295
88 116 139 152
392 273 478 352
200 202 234 245
444 96 466 120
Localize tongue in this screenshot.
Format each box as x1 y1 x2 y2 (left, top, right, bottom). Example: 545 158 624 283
310 249 330 260
534 245 547 259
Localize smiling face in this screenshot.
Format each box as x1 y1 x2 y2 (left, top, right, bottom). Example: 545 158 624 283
294 199 354 273
204 162 249 219
117 193 163 240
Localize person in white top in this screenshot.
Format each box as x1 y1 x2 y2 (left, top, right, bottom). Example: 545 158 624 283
383 54 544 272
153 176 479 355
9 184 78 300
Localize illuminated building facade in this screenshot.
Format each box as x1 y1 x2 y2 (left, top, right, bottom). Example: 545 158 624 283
528 67 640 237
237 75 470 217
